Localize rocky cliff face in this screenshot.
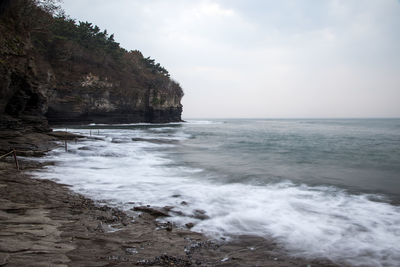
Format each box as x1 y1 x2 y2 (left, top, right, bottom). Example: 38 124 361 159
0 1 49 132
0 0 183 130
43 60 183 125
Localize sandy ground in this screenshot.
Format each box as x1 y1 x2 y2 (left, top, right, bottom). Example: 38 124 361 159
0 131 341 266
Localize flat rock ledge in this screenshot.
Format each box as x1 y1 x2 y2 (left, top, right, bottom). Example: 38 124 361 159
0 130 342 266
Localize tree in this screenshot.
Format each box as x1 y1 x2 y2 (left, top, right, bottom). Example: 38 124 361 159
34 0 62 16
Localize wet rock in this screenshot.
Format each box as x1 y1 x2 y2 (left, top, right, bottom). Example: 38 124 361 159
137 254 191 266
132 138 178 145
0 252 9 266
166 222 173 231
180 201 188 206
94 222 105 233
183 239 219 257
111 138 130 143
125 247 138 255
4 208 27 215
170 210 184 216
78 146 92 150
193 209 210 220
0 239 32 253
185 223 194 229
47 131 83 140
194 209 206 215
133 206 170 217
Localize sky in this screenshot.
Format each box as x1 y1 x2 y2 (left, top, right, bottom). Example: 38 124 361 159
61 0 400 119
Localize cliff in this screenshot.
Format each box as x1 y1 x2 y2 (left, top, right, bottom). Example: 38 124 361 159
0 0 183 131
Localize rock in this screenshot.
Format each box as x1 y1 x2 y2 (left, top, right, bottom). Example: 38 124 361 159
125 247 138 255
1 3 183 130
47 131 83 140
180 201 188 206
133 206 170 217
138 254 191 266
194 209 206 215
166 222 173 231
0 252 9 266
0 239 32 253
185 223 194 229
192 209 210 220
78 146 92 150
111 138 130 143
131 138 178 145
170 210 184 216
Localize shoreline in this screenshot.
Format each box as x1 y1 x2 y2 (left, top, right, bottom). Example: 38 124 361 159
0 131 340 266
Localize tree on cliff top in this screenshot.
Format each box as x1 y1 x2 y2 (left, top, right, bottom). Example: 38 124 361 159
1 0 181 96
35 0 62 16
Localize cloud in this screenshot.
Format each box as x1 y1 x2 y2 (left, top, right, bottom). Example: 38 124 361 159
61 0 400 118
196 2 234 17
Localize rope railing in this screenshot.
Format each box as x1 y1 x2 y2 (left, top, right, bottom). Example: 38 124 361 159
0 148 51 171
1 140 73 170
0 149 19 170
1 130 92 170
13 149 50 154
0 150 15 159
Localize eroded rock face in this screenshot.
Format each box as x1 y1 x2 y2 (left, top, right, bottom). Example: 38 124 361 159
0 18 50 133
0 0 183 129
45 73 183 125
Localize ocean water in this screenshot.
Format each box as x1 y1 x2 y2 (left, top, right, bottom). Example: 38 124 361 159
32 119 400 266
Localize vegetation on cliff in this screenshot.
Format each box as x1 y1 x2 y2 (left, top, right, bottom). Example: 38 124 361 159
0 0 183 127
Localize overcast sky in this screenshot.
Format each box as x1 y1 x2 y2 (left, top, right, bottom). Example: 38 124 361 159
61 0 400 118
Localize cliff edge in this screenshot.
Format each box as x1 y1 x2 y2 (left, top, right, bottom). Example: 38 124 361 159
0 0 183 131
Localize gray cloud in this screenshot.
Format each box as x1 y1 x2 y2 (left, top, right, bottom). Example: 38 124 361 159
61 0 400 118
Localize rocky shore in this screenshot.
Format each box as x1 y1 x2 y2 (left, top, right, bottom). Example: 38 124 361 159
0 131 340 266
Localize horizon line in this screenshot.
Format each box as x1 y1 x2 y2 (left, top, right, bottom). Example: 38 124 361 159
182 117 400 120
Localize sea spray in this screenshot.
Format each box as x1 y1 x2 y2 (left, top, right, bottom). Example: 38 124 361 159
32 119 400 266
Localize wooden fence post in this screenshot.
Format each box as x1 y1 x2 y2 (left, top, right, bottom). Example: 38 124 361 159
13 149 20 171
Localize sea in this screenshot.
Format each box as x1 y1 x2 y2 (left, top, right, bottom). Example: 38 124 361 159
32 119 400 266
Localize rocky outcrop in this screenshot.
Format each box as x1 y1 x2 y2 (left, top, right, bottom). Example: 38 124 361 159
45 72 183 125
0 0 183 130
0 2 50 133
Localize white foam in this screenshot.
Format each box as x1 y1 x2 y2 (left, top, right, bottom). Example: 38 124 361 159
31 128 400 267
183 120 224 125
86 122 184 126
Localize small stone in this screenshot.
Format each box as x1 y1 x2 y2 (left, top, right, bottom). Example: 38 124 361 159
193 209 210 220
221 257 229 262
125 247 138 255
132 206 169 217
194 209 206 214
166 222 173 231
185 222 194 229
